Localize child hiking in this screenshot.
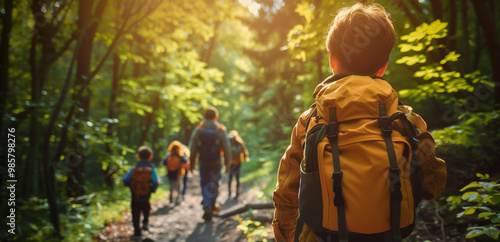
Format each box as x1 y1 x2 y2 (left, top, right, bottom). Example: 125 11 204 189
189 107 232 221
272 3 446 242
227 130 250 198
163 140 190 204
123 146 159 240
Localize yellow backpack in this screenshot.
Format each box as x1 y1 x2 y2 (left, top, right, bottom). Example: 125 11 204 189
298 75 424 241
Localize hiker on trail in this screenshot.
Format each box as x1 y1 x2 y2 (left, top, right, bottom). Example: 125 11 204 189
123 146 159 240
227 130 250 198
163 140 190 204
272 3 447 242
189 107 231 221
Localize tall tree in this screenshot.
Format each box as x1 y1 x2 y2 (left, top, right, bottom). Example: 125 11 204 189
471 0 500 109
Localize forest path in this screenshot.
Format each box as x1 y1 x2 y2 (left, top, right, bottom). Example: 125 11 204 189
97 171 274 241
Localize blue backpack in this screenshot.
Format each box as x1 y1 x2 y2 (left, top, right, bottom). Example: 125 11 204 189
198 126 221 163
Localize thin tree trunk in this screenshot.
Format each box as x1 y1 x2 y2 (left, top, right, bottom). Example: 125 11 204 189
461 0 470 73
448 0 457 51
0 0 13 131
103 54 121 189
204 21 220 67
0 0 14 194
67 0 108 197
471 0 500 109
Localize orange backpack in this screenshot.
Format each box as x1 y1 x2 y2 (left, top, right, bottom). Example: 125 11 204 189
131 166 153 196
298 75 422 241
166 155 181 172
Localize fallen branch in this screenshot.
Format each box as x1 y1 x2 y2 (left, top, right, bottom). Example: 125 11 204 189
214 202 274 218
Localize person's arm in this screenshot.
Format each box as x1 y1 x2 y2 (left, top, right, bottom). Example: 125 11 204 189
399 105 446 200
272 109 311 241
241 140 250 162
189 125 200 171
122 165 135 186
180 154 189 163
151 168 159 193
219 126 231 171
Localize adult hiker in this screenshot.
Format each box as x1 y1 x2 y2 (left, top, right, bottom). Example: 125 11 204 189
189 107 231 221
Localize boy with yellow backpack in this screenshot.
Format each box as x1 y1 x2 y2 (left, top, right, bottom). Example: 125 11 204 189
272 3 446 242
123 146 159 240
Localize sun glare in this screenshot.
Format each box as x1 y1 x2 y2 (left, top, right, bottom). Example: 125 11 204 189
238 0 262 16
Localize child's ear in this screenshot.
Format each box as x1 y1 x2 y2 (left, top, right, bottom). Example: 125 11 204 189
148 156 153 161
136 154 140 161
376 61 389 77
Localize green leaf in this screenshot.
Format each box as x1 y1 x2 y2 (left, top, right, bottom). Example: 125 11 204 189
484 227 500 239
462 191 479 202
491 214 500 223
479 212 496 219
463 207 477 215
460 182 482 192
466 229 484 238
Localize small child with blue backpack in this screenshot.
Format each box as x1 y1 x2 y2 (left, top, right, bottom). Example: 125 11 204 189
123 146 159 240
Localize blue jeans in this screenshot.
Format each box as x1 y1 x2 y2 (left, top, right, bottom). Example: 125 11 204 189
199 163 221 210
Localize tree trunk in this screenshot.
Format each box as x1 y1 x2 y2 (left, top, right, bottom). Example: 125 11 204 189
103 53 121 189
25 0 53 197
203 21 220 67
0 0 13 195
0 0 13 132
471 0 500 109
67 0 108 197
448 0 457 51
461 0 470 73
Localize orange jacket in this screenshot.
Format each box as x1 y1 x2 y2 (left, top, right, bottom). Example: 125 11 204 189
272 74 447 241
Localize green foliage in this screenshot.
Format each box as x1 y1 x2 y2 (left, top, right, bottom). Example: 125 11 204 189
396 20 493 107
432 110 500 165
447 174 500 240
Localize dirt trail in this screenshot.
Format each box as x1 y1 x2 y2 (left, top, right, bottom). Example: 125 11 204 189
97 171 274 242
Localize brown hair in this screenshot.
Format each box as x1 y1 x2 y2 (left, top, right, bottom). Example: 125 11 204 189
137 146 153 160
204 107 219 120
326 3 396 74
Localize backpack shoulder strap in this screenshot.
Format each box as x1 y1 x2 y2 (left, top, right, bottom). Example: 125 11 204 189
379 103 402 242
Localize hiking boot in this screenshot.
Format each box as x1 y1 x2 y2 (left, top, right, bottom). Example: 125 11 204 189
202 210 213 221
142 223 149 231
130 233 142 240
212 204 221 213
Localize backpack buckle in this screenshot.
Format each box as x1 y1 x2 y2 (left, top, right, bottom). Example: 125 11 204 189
332 171 345 207
328 122 338 140
389 167 401 175
332 171 343 192
379 116 392 135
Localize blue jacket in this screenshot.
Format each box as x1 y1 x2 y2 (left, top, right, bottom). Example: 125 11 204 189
123 160 159 193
